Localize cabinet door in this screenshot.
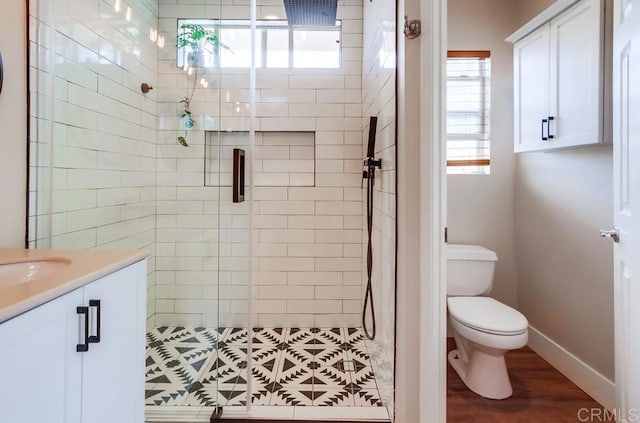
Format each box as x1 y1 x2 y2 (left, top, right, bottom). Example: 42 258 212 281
0 289 83 423
549 0 603 147
514 24 550 152
81 261 146 423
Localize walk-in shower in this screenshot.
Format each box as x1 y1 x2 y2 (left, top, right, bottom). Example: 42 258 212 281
27 0 397 419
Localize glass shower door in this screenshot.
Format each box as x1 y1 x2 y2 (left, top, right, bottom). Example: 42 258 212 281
151 0 254 412
199 0 255 411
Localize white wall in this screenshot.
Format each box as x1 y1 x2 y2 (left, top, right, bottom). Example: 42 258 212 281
362 0 395 411
515 147 614 380
447 0 520 306
516 0 555 26
394 0 421 417
0 0 27 248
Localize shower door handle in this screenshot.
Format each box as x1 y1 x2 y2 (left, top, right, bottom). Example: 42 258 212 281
233 148 245 203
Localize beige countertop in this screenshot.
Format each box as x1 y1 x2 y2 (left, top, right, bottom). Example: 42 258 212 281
0 249 148 323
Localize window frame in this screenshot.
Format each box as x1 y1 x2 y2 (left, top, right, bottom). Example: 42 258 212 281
177 19 342 69
446 50 491 172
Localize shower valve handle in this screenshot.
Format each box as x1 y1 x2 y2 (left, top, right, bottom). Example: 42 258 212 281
363 157 382 169
363 157 381 188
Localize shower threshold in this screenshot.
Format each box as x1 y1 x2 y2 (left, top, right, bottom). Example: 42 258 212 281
145 327 388 421
145 405 390 422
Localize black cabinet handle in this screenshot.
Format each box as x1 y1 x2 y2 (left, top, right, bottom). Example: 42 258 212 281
76 306 89 352
547 116 555 139
88 299 101 344
0 51 4 96
541 119 548 141
233 148 245 203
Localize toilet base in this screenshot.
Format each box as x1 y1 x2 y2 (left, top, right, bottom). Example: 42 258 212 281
448 347 514 400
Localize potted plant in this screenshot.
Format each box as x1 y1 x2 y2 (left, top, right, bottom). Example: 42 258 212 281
177 23 229 68
177 95 195 147
176 23 232 146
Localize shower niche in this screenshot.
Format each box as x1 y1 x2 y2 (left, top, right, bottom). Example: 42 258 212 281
205 131 316 187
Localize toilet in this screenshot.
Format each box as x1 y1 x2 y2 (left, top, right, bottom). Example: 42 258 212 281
447 244 528 400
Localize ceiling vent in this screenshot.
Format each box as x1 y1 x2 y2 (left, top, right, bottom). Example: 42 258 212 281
283 0 338 26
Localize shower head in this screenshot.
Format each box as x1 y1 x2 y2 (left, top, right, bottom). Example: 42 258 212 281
366 116 378 158
283 0 338 26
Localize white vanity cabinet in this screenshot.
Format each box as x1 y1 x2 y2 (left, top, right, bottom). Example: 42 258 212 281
509 0 610 152
0 286 84 423
0 260 146 423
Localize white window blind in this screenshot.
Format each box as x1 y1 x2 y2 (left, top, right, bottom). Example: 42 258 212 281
446 51 491 175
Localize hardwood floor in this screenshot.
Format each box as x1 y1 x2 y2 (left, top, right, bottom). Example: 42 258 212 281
218 420 386 423
447 338 610 422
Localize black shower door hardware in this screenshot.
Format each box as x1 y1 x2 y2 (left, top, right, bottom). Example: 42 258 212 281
76 306 90 352
88 299 101 344
233 148 245 203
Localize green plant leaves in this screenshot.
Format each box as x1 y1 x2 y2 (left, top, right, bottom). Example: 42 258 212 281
177 136 189 147
177 23 230 53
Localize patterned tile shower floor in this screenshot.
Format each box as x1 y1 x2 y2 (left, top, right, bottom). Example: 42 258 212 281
145 327 383 408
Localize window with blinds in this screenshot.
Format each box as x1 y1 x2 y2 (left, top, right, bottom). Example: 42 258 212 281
446 51 491 175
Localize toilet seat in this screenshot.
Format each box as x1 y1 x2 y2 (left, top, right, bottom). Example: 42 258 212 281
448 297 528 336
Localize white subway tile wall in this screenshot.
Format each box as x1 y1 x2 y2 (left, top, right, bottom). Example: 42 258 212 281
155 0 364 328
361 0 396 414
28 0 159 328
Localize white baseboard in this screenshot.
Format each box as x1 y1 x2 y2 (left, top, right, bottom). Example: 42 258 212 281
527 326 615 410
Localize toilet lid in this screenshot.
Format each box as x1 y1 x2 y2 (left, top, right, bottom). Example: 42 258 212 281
448 297 528 335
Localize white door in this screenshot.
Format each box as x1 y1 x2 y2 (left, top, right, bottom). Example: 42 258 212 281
513 24 550 152
0 289 83 423
81 262 146 423
549 0 602 148
612 0 640 419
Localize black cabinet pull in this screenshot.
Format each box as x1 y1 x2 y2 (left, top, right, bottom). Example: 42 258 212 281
0 52 4 96
233 148 245 203
88 299 101 344
76 306 89 352
541 118 548 141
547 116 555 139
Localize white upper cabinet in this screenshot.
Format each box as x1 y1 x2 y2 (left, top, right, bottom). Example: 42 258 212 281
508 0 610 152
514 24 551 152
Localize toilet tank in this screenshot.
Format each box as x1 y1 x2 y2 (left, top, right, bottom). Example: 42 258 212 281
447 244 498 296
